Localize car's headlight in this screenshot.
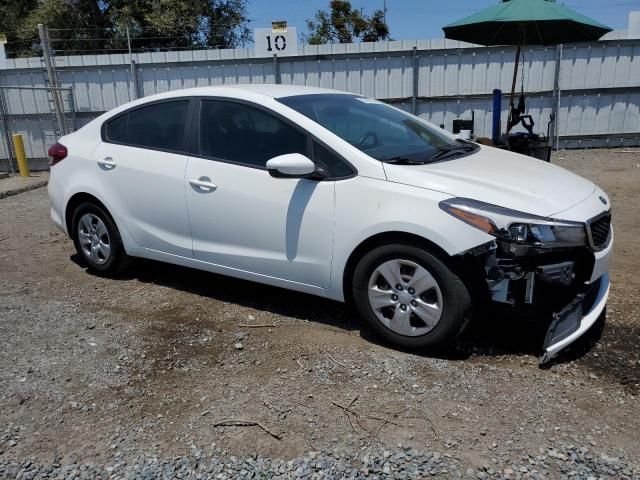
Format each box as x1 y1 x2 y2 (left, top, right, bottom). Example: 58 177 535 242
439 198 587 248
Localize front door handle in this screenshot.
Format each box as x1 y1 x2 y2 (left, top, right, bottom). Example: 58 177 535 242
97 157 116 169
189 177 217 192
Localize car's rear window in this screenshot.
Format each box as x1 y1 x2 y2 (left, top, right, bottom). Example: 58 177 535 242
104 100 189 152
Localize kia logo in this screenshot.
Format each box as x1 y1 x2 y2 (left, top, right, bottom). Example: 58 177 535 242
599 196 607 205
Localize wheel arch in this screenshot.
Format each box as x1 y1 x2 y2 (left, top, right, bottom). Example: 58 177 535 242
341 231 453 305
65 192 115 236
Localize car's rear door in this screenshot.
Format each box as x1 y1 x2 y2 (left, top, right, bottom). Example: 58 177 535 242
91 98 194 257
184 98 347 289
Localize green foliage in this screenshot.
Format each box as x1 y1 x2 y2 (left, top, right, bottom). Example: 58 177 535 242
0 0 38 38
304 0 390 45
0 0 251 57
204 0 251 50
14 0 109 55
0 0 41 56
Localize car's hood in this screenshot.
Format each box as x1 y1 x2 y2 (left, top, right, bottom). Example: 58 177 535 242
382 145 596 217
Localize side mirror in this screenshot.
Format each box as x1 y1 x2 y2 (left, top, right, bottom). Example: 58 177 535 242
266 153 316 178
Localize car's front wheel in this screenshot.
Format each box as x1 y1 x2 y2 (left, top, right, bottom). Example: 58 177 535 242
352 243 471 350
71 202 130 275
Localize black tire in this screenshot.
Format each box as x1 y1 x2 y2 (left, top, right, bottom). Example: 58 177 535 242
352 243 471 350
71 202 130 276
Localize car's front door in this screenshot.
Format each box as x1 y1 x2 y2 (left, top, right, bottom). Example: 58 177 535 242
184 98 340 288
92 99 193 257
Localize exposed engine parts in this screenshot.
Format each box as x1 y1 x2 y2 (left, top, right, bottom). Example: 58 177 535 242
468 240 586 307
458 237 606 365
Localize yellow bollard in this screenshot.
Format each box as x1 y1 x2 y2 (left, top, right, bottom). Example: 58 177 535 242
12 133 30 177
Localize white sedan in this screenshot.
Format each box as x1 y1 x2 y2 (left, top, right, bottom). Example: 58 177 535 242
48 85 613 363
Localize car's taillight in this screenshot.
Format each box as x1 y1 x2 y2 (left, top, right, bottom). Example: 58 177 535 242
48 142 68 166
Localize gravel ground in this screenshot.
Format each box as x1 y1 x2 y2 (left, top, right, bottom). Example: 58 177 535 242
1 441 638 479
0 148 639 479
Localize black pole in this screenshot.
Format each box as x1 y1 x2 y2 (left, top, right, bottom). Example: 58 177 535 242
492 89 502 145
506 42 521 136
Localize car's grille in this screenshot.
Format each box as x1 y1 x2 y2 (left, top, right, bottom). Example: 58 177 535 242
587 212 611 250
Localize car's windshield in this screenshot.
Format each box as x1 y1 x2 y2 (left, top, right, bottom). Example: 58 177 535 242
278 93 477 164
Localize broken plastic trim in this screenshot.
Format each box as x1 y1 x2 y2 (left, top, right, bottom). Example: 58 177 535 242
539 273 609 365
459 237 608 364
458 240 497 257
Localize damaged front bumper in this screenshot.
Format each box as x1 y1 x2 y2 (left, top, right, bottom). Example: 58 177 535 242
540 272 609 364
462 226 613 365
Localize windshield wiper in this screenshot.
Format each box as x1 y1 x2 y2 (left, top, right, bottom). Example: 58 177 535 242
382 156 430 165
426 142 477 162
383 141 478 165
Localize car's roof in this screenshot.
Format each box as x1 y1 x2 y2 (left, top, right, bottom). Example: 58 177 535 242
218 84 352 98
143 84 353 103
92 84 358 132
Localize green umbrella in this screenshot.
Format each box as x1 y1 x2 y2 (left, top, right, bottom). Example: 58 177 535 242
443 0 612 46
443 0 612 136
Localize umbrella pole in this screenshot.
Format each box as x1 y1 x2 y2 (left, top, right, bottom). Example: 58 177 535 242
506 42 521 137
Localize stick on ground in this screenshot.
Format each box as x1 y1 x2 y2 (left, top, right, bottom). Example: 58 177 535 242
110 276 166 305
331 400 360 434
212 419 282 440
237 323 278 328
331 399 368 434
327 353 347 369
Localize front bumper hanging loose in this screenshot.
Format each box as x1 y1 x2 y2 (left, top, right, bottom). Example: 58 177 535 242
463 225 612 365
540 272 609 365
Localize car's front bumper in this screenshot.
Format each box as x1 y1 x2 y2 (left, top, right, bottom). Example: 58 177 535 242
541 272 609 363
540 226 613 363
461 220 613 364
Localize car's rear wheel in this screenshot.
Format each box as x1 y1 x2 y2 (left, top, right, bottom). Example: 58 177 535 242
71 202 130 275
352 244 471 350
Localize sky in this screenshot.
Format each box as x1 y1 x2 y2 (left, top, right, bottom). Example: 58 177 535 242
249 0 640 41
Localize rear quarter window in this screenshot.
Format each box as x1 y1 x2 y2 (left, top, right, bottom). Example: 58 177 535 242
104 114 127 143
103 100 189 152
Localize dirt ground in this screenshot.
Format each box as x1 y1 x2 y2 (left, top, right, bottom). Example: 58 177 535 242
0 148 639 475
0 173 49 200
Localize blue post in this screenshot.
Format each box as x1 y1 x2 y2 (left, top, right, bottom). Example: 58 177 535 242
492 89 502 144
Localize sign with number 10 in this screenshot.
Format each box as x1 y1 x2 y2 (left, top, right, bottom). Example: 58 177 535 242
254 27 298 58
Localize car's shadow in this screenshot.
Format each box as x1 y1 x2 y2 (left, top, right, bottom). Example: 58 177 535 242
72 254 604 367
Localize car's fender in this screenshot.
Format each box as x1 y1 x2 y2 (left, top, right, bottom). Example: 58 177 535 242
326 176 494 301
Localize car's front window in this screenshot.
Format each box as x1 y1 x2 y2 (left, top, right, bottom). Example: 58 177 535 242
199 99 308 167
278 94 477 164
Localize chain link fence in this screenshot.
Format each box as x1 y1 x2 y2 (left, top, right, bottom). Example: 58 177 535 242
0 86 75 172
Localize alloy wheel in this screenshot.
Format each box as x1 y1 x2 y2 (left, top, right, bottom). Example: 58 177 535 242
77 213 111 265
367 259 443 336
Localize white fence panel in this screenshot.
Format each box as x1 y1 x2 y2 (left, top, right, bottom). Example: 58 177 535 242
1 38 639 159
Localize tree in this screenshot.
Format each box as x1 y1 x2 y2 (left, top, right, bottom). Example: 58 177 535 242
136 0 251 50
304 0 390 45
14 0 109 56
203 0 251 49
142 0 206 49
0 0 48 56
0 0 251 57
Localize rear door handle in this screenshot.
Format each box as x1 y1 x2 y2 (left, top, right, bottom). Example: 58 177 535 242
97 157 116 169
189 177 217 192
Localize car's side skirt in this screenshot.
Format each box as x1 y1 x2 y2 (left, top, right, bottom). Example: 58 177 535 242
130 247 330 299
